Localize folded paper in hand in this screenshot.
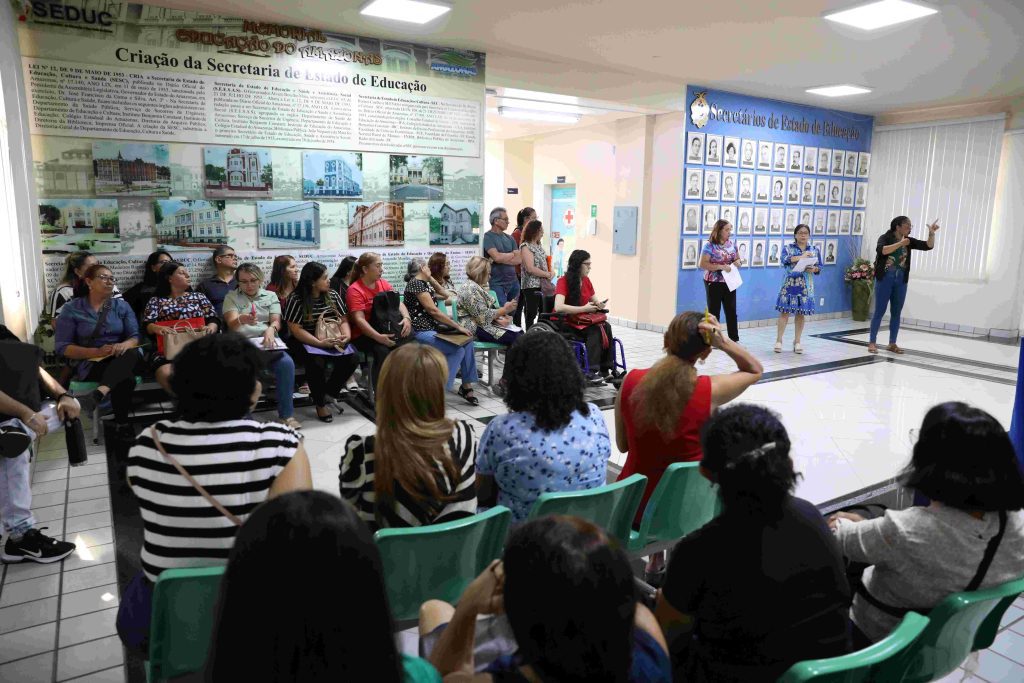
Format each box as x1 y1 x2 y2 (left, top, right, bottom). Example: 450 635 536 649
249 337 287 351
722 265 743 292
792 256 818 273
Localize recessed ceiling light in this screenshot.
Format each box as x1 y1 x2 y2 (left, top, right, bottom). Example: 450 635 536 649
806 84 873 97
824 0 938 31
360 0 451 24
498 107 581 124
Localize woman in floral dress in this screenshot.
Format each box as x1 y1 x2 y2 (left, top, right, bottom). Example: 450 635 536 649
774 224 822 354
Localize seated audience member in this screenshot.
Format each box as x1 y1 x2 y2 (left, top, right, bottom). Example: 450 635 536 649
340 343 476 531
118 333 311 652
142 261 219 392
223 263 300 430
195 245 238 317
477 332 610 522
423 515 671 682
0 324 80 563
49 251 95 317
518 219 555 329
829 402 1024 646
122 249 171 322
456 256 521 346
55 264 141 428
206 491 441 682
656 404 850 682
330 255 359 301
346 252 413 393
554 249 618 385
403 258 480 406
427 252 457 304
267 254 299 311
283 262 358 423
616 312 762 522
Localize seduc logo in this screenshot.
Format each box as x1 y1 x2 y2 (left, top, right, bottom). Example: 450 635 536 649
28 2 116 31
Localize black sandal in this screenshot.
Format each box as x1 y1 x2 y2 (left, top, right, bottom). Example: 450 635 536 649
458 385 480 406
316 406 333 423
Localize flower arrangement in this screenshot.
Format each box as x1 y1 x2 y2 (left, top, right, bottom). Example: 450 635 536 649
844 258 874 284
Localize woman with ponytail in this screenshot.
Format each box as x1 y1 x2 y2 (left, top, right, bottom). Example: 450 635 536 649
655 404 850 682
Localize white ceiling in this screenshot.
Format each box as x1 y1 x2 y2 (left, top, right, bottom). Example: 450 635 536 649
153 0 1024 126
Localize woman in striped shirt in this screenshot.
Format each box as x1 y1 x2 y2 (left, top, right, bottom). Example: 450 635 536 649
119 333 311 651
340 343 477 531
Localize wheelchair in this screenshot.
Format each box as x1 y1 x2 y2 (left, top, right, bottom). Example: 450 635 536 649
528 292 627 382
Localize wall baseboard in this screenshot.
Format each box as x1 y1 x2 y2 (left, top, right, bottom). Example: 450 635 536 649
610 311 854 334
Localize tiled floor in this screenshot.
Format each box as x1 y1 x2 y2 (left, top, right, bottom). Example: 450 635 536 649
1 317 1022 681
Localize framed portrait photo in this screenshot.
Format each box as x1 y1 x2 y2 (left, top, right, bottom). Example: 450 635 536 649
721 172 738 201
839 210 853 235
739 173 755 202
703 170 721 201
751 239 767 267
828 180 843 206
685 168 704 199
736 238 752 264
723 136 741 167
842 180 855 207
815 179 829 205
852 210 866 235
789 145 803 172
824 239 838 265
686 132 706 164
681 238 700 270
858 152 871 178
702 205 720 233
855 181 868 208
753 206 768 235
773 143 788 170
826 210 840 235
800 178 815 205
682 203 701 235
787 177 800 204
799 208 812 227
831 149 845 176
770 175 786 204
844 151 858 177
767 240 783 267
769 207 783 235
740 139 757 169
817 148 832 175
736 207 753 235
813 209 827 235
812 239 826 259
755 174 771 203
720 204 737 230
803 146 818 174
705 134 723 166
784 208 799 233
757 141 773 170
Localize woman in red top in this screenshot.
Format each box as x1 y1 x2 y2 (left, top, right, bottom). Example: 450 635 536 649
554 249 617 385
345 252 413 394
615 312 762 574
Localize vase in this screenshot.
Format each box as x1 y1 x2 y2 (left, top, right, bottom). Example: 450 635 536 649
851 279 872 321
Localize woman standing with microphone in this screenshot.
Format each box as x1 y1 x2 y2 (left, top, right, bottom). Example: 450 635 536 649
774 224 821 354
699 219 744 342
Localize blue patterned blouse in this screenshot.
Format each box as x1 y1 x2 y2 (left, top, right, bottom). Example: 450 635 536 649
477 403 611 521
54 297 140 380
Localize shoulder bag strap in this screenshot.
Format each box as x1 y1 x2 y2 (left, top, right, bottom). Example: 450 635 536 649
965 510 1008 592
149 426 243 527
83 299 113 347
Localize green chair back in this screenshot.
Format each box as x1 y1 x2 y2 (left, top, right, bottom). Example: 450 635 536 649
526 474 647 546
900 574 1024 683
147 565 225 682
777 612 929 683
627 462 722 554
375 507 512 622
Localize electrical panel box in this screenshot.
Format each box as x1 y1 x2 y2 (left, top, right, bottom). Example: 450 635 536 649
612 206 638 255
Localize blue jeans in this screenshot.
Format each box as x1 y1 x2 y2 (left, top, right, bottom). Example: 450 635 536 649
489 279 520 307
869 268 909 344
415 331 479 389
0 417 35 537
269 352 295 419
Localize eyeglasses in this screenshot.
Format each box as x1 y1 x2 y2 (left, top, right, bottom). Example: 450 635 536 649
94 275 116 283
218 253 238 260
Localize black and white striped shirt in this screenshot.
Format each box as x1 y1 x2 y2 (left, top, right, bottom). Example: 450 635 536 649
339 420 478 531
127 419 299 582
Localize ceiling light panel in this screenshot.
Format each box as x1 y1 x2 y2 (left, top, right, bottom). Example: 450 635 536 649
824 0 938 31
805 84 873 97
360 0 451 24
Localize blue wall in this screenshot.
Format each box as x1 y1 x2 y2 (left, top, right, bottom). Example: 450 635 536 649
678 86 874 320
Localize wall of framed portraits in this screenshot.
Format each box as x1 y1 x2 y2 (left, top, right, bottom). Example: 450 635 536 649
678 86 874 320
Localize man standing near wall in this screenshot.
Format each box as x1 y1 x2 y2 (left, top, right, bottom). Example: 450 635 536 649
483 207 522 306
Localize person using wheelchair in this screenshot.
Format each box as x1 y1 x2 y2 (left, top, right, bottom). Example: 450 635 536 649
550 249 620 386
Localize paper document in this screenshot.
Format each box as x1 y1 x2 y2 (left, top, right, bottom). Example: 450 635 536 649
303 343 354 356
503 323 523 333
249 336 287 351
792 256 818 273
722 265 743 292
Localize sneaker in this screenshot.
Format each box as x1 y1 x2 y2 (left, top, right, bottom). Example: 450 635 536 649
0 426 32 459
584 371 605 386
2 528 76 564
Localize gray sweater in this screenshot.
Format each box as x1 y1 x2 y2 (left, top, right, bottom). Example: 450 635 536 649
833 504 1024 642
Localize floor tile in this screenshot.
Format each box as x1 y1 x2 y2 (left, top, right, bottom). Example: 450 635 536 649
59 584 119 619
30 491 68 509
68 464 107 479
61 564 118 594
0 574 60 608
68 475 108 491
975 649 1024 682
66 665 126 682
990 629 1024 666
0 621 56 664
56 634 123 681
30 479 68 496
30 503 66 524
34 458 70 472
65 512 112 534
61 543 115 574
65 528 114 549
1001 605 1024 631
0 651 54 683
3 558 63 583
66 486 110 504
58 607 118 648
31 468 68 484
0 597 58 635
66 498 111 518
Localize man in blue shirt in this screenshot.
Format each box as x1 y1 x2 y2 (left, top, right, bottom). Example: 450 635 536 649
482 207 522 306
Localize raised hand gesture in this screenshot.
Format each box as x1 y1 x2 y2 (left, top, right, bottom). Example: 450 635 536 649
927 219 940 234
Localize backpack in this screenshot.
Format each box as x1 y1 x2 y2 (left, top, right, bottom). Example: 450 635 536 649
370 290 411 344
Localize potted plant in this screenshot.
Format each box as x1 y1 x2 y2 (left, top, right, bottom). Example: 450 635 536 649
845 258 874 321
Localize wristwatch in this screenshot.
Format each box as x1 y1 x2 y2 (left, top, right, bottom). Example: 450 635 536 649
56 393 73 404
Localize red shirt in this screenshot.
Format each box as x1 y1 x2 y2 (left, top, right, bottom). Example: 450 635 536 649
346 278 393 339
554 275 595 306
616 368 713 525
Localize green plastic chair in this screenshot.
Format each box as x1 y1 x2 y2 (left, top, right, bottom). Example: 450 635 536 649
778 612 929 682
898 574 1024 683
473 290 508 388
147 565 225 682
375 506 512 625
627 462 722 557
526 474 647 546
70 376 143 444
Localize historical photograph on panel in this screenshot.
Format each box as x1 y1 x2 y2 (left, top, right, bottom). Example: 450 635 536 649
757 141 772 170
787 177 800 204
773 143 788 170
751 239 766 267
736 207 753 235
740 139 757 169
303 151 364 199
702 205 719 232
828 180 843 206
812 239 825 260
348 201 405 247
799 209 812 227
203 146 273 199
813 209 827 235
831 149 845 176
817 148 832 175
753 207 768 235
770 175 786 204
39 198 120 254
154 199 226 251
736 239 751 263
686 132 706 164
767 240 782 267
839 210 853 235
682 204 701 235
443 156 485 200
685 168 704 199
755 174 770 203
705 134 723 165
800 178 814 205
788 145 802 172
844 151 858 177
824 239 838 265
842 180 856 207
681 239 700 269
855 182 868 208
390 155 443 201
769 208 783 235
815 179 829 204
429 201 480 245
92 142 171 197
826 210 840 235
853 210 865 235
784 208 799 233
257 201 322 249
703 170 721 200
723 137 741 167
721 172 738 201
33 138 94 197
720 205 737 229
858 152 871 178
739 173 755 202
803 146 818 174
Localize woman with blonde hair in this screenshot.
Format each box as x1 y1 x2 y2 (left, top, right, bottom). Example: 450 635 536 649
456 256 520 346
339 343 477 531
